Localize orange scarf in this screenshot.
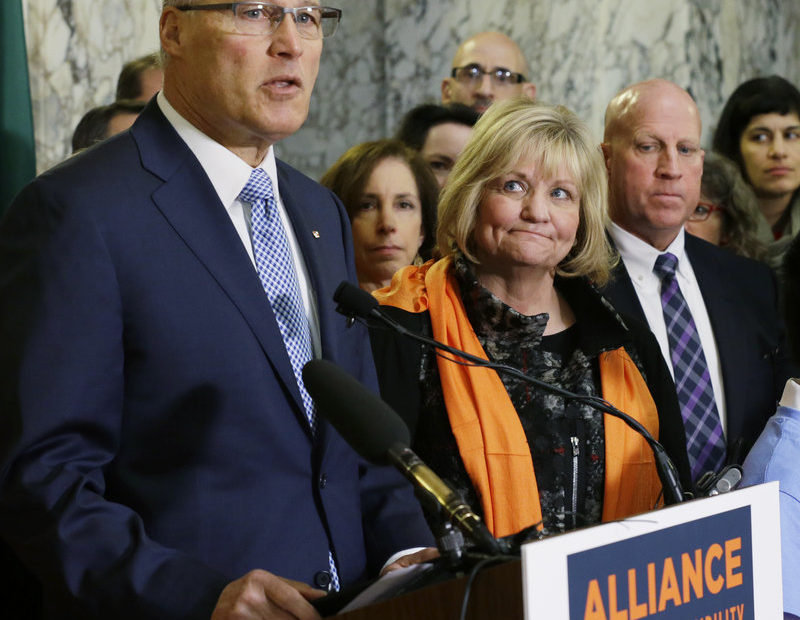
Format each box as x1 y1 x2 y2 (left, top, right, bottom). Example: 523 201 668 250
374 258 662 537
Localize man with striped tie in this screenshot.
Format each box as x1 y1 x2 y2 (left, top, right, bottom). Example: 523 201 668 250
0 2 433 619
600 79 793 485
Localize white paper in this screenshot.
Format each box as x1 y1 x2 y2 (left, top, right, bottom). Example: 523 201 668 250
338 562 435 613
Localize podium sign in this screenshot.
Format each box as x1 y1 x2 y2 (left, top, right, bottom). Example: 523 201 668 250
521 483 782 619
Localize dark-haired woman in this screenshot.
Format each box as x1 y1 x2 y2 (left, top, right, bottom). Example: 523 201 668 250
684 152 768 261
321 139 439 292
713 75 800 268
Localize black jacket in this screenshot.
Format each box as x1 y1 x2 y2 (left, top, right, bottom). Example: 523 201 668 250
601 233 795 464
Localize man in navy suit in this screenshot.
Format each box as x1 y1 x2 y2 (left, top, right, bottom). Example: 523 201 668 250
0 3 433 619
600 79 792 478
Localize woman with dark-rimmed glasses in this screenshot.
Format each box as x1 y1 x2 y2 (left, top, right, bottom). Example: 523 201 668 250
684 152 768 262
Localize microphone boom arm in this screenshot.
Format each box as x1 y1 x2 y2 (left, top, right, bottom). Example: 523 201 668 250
337 281 685 506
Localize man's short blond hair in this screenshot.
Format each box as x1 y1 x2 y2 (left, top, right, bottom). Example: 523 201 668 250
437 97 615 285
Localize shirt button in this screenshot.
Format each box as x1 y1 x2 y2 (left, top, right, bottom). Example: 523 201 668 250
319 473 328 489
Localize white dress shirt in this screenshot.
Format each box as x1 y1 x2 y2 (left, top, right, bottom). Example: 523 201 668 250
780 378 800 409
608 222 727 432
156 92 321 355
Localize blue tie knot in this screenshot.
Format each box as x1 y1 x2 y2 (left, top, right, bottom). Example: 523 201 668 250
654 252 679 279
239 168 274 205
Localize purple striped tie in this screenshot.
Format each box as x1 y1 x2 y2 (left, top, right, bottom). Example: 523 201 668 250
654 252 726 482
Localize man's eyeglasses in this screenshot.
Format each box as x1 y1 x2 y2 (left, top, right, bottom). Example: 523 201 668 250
176 3 342 39
451 63 527 87
689 200 725 222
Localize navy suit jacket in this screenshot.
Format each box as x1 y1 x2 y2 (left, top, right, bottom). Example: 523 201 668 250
601 232 794 464
0 102 432 619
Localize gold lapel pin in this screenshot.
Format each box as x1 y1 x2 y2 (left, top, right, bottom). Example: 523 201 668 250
312 230 320 239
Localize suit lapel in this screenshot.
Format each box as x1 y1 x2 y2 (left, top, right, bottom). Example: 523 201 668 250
684 236 742 431
276 163 349 364
276 165 321 321
276 164 339 448
132 104 311 432
602 242 648 324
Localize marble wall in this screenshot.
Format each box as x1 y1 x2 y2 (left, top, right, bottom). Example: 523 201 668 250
23 0 162 171
23 0 800 179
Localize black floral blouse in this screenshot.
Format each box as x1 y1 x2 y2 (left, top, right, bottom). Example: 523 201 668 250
413 257 616 536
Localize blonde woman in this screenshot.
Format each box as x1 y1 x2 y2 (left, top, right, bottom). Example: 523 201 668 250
371 98 691 538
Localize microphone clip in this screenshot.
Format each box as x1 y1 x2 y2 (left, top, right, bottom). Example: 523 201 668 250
694 464 743 497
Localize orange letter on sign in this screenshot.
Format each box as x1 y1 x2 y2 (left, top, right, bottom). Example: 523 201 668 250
704 543 724 594
628 568 647 620
658 558 682 612
584 579 608 620
608 574 628 620
725 538 743 588
681 548 704 601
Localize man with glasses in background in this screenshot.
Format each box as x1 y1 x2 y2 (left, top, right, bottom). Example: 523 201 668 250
441 31 536 114
0 3 433 619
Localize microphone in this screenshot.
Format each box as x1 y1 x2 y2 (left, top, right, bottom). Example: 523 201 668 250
334 280 381 320
302 358 505 556
333 281 685 506
695 464 743 497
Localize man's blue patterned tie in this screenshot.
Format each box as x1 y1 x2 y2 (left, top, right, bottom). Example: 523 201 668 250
239 168 340 590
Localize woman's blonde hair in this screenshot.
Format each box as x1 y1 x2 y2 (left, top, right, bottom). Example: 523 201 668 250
437 97 615 285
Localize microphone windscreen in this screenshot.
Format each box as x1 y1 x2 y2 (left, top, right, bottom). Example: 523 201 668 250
302 359 410 464
334 281 379 318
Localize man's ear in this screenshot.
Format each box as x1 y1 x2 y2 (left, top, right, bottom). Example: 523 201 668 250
441 78 453 104
522 82 537 100
601 142 613 174
160 8 182 58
